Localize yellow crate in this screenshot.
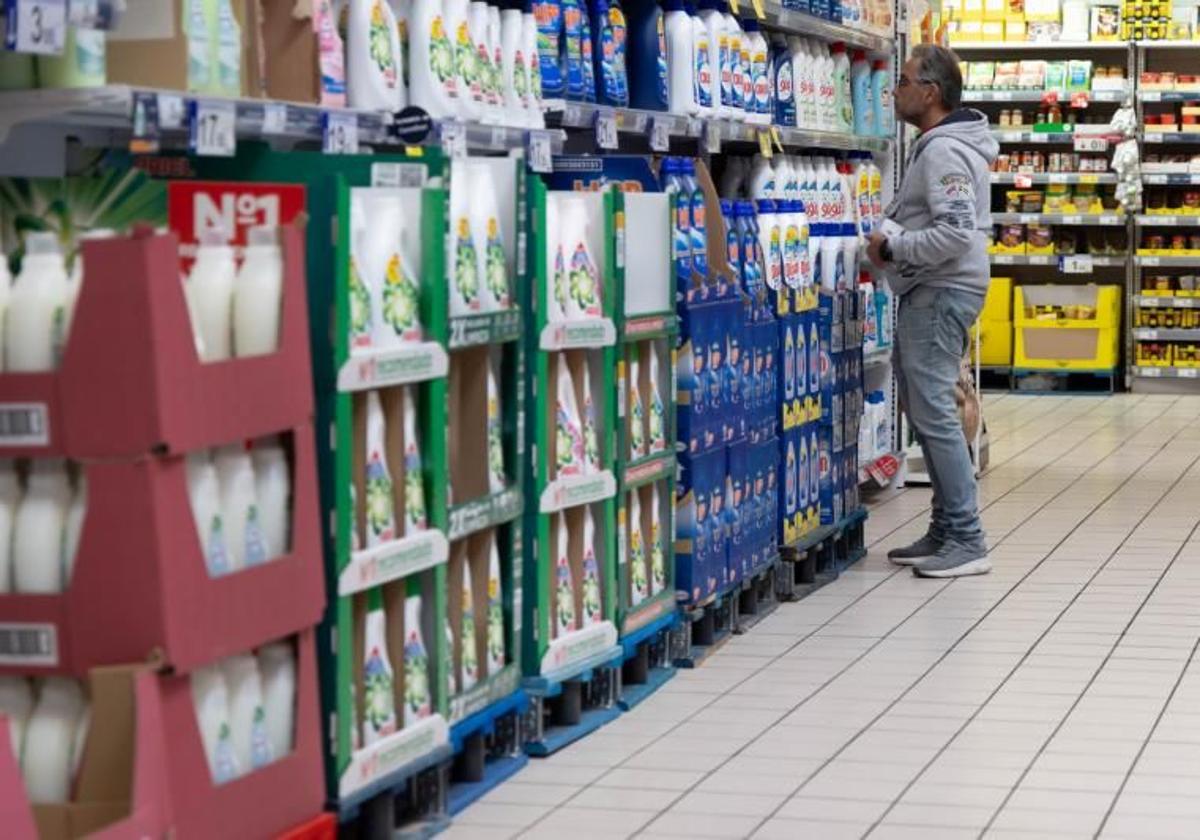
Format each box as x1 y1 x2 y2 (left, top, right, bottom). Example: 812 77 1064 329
1014 285 1121 370
971 319 1014 366
983 276 1013 322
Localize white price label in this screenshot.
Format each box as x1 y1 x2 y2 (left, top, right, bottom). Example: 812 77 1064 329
190 100 237 157
0 622 58 666
262 102 288 135
491 125 508 148
441 120 467 157
1060 255 1093 274
1018 214 1038 223
1014 174 1034 188
1140 329 1160 340
993 255 1015 264
528 130 553 173
157 93 185 129
1099 215 1119 225
991 91 1013 101
705 121 722 154
1143 91 1162 102
1073 134 1108 153
1142 257 1162 266
1061 215 1082 224
1000 131 1022 142
323 112 359 154
1048 173 1069 184
1141 367 1161 377
595 110 618 149
1028 133 1048 143
1152 216 1178 226
1181 368 1200 378
4 0 65 54
650 118 670 152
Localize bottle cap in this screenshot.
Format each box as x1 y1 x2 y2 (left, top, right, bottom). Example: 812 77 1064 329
872 59 888 70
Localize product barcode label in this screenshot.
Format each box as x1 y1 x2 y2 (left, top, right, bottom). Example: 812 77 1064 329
0 623 58 666
0 402 49 446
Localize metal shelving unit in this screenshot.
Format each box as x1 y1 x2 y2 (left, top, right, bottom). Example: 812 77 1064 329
963 89 1129 103
990 254 1128 267
1135 296 1200 308
990 172 1117 185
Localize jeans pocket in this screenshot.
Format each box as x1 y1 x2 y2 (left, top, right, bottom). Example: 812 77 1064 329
932 296 972 360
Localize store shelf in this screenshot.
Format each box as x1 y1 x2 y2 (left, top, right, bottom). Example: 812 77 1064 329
1134 366 1200 378
1135 295 1200 308
757 1 892 52
1135 215 1200 226
1136 40 1200 48
1142 133 1200 144
992 130 1078 143
990 172 1116 184
1134 328 1200 340
963 89 1128 103
548 101 695 138
1143 173 1200 185
1135 255 1200 267
718 120 892 153
951 40 1130 51
1138 91 1200 101
992 212 1126 225
989 254 1127 266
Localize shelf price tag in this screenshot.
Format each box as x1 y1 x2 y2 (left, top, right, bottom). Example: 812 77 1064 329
649 117 670 152
1040 90 1059 105
261 102 288 135
490 125 508 148
1014 173 1033 189
751 0 766 18
1181 368 1200 378
1060 255 1093 274
990 91 1012 101
157 93 186 129
323 112 359 154
189 100 237 157
440 120 467 157
1069 91 1090 109
770 126 784 152
1073 134 1108 153
704 121 722 154
595 110 618 149
4 0 66 54
528 130 553 172
757 129 773 158
1061 214 1082 224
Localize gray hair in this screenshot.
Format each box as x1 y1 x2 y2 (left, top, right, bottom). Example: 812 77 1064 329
911 44 963 110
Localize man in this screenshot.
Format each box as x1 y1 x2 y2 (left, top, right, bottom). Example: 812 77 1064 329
866 44 997 579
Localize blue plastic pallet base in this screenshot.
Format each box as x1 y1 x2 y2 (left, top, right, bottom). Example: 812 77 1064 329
449 690 530 753
524 703 623 757
447 753 530 816
397 816 452 840
617 664 676 711
673 590 735 670
336 744 454 822
619 608 680 661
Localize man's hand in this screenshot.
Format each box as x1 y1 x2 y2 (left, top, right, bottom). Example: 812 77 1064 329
867 231 888 268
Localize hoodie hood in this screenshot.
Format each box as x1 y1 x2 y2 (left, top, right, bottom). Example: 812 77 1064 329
912 109 999 167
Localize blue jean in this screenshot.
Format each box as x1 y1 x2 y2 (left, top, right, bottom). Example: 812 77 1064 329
894 285 986 549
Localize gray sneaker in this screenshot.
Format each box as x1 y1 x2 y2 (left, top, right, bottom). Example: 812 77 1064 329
887 533 944 566
913 541 991 578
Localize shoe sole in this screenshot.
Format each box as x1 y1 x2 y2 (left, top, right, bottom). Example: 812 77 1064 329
913 557 992 578
888 554 935 567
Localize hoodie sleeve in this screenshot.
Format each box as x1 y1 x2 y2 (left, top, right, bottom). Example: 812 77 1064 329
888 142 979 268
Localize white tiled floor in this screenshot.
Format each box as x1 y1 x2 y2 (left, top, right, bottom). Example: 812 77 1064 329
452 394 1200 839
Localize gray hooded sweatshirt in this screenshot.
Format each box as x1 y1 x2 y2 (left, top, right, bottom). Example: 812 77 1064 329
884 109 999 298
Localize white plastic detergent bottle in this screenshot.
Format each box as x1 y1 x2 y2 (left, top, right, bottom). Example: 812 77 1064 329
522 3 546 127
664 0 697 115
748 155 776 200
861 273 877 352
403 595 433 723
872 59 893 137
187 450 229 576
257 641 296 760
488 3 508 121
7 233 69 372
850 49 873 136
215 444 268 571
191 665 240 783
347 0 407 110
61 474 86 587
789 37 810 128
697 0 725 116
234 226 284 358
775 156 797 201
410 0 462 117
221 653 272 774
0 461 20 593
13 459 70 594
362 603 399 744
724 8 743 116
743 18 769 123
470 0 501 123
447 0 482 120
560 196 603 319
719 1 740 117
500 1 527 124
816 41 835 131
252 436 291 560
719 156 746 197
186 228 236 362
0 676 33 762
690 2 713 117
830 42 852 133
22 678 85 803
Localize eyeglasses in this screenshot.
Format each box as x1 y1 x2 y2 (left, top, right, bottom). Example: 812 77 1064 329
896 76 937 89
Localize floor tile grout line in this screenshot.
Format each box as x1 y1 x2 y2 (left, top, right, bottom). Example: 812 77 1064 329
973 514 1200 840
864 423 1200 838
863 396 1146 549
516 394 1169 838
737 396 1193 839
1093 636 1200 838
860 395 1110 523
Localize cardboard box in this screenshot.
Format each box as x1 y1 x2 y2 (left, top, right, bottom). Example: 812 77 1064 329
0 423 323 677
107 0 258 97
0 226 312 460
256 0 347 106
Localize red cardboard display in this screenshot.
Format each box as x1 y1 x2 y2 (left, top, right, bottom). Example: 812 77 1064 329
0 226 313 459
156 630 324 840
0 721 38 840
0 423 324 677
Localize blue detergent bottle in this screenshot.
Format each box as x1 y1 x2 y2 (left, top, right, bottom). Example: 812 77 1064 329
580 3 597 100
663 158 695 302
591 0 628 105
680 158 709 286
625 0 668 110
561 0 586 98
535 0 566 97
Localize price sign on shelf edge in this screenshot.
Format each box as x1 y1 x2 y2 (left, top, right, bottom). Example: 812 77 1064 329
261 102 288 135
1074 134 1109 153
528 130 553 173
595 110 618 150
323 112 359 155
649 118 670 152
190 100 237 157
4 0 66 54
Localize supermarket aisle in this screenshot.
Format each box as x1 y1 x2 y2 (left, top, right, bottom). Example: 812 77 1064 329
451 393 1200 840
